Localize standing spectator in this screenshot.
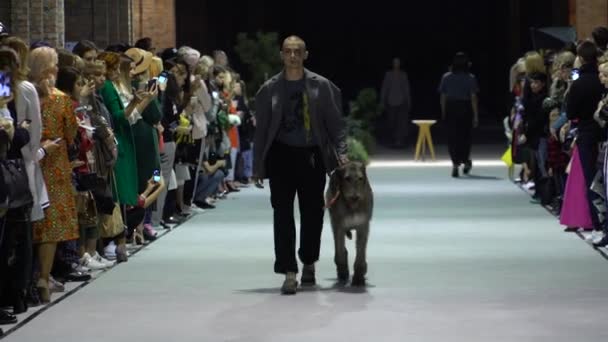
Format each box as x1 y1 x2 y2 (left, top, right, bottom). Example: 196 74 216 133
380 57 411 148
566 41 605 238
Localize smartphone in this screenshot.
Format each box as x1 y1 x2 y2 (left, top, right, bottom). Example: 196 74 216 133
571 68 580 81
153 169 161 183
157 71 169 86
0 71 11 97
147 78 157 91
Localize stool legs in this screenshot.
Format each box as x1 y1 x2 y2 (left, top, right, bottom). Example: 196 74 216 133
424 126 436 161
415 130 424 160
413 124 436 161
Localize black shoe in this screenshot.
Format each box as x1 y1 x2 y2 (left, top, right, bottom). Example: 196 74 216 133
143 229 157 242
281 278 298 295
593 236 608 248
463 161 472 175
63 271 92 282
451 167 459 178
301 265 316 286
194 200 215 209
160 221 171 229
564 227 579 233
12 295 27 315
164 216 183 224
0 310 17 325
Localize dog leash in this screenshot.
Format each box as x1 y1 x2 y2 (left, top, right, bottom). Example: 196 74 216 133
324 190 340 209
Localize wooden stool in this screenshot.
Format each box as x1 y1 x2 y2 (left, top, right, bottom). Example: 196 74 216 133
412 120 437 161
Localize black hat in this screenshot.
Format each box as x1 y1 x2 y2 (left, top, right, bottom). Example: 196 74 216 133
160 47 178 62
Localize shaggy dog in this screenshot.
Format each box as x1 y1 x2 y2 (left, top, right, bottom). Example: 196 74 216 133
325 161 373 286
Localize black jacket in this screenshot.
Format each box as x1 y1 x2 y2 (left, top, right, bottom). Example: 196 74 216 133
522 80 548 149
567 63 604 138
253 69 347 179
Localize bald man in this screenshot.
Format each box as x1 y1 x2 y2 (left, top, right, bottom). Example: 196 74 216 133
253 36 348 295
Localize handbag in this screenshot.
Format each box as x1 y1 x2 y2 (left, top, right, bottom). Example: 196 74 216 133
0 159 33 210
74 172 100 192
76 191 98 228
99 204 125 238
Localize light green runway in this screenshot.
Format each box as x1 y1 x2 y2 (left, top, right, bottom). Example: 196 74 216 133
5 163 608 342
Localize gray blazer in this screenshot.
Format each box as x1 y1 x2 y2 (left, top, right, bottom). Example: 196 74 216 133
253 69 347 179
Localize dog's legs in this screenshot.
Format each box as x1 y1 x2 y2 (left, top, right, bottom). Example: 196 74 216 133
333 225 349 282
352 225 369 286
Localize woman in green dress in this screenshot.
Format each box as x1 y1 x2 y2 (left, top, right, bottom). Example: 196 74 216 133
98 51 156 205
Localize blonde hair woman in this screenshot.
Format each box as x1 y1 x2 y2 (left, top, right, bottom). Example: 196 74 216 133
524 51 547 76
2 36 55 222
29 46 79 303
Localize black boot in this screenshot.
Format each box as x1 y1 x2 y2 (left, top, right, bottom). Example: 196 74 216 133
463 160 472 175
0 310 17 325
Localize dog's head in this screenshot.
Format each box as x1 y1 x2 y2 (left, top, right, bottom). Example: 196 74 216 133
332 161 369 204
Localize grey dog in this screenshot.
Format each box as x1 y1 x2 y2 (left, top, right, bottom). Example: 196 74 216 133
325 161 373 286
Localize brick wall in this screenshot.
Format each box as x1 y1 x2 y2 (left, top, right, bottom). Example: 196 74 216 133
10 0 28 42
64 0 94 44
43 0 65 47
64 0 131 49
131 0 176 49
0 1 10 29
572 0 608 40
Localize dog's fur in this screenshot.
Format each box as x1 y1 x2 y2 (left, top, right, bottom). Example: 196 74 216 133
326 161 373 286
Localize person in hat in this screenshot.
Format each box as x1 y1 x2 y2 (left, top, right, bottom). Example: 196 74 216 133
124 48 163 235
98 51 157 212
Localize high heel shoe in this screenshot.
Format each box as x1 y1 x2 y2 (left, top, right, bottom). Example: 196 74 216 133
133 228 146 245
36 279 50 304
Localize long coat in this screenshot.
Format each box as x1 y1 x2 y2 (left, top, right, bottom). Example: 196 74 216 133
99 80 138 205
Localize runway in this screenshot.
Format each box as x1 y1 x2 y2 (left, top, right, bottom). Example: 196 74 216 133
4 155 608 341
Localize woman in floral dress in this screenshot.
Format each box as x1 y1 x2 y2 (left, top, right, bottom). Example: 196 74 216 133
29 47 79 302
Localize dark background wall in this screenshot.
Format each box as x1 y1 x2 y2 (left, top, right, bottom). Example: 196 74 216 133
176 0 570 124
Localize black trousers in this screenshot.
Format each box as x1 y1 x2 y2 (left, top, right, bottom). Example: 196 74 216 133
446 100 473 166
0 207 32 310
267 142 326 274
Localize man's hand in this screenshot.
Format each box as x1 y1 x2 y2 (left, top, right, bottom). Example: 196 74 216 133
338 154 349 166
